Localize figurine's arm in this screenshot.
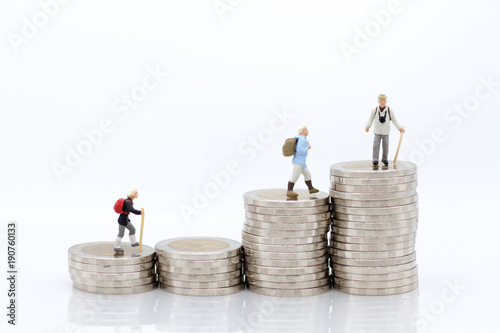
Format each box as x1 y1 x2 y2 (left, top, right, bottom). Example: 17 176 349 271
124 200 142 215
365 109 375 132
390 109 405 133
296 138 309 154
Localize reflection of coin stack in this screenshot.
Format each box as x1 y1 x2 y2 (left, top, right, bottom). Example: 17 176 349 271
155 293 243 332
329 161 419 296
156 237 244 296
242 189 331 297
68 242 157 295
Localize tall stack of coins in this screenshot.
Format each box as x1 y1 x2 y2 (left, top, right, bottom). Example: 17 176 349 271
155 237 244 296
242 189 331 297
68 242 157 295
330 161 419 296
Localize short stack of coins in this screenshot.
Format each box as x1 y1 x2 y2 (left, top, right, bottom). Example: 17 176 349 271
329 161 419 296
155 237 244 296
242 189 331 297
68 242 157 295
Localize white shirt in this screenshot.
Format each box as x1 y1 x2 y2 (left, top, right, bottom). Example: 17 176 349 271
366 106 403 135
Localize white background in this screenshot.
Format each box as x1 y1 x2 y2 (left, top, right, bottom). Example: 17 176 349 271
1 0 499 332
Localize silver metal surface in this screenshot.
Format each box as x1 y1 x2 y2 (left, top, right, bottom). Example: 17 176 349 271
243 188 330 207
242 248 328 260
333 217 418 230
246 211 331 223
331 232 417 244
159 283 244 296
330 252 416 267
159 276 243 289
242 239 328 252
245 270 329 283
243 224 328 237
333 202 419 215
332 181 418 193
156 255 241 268
333 210 418 222
247 277 331 289
68 268 155 281
68 242 155 265
244 262 328 275
159 269 242 282
71 275 157 288
244 255 328 267
242 231 326 245
331 246 415 259
155 237 242 260
73 281 157 295
331 173 417 185
247 283 330 297
330 189 417 200
333 281 418 296
333 266 418 281
333 274 418 289
331 240 416 252
68 259 154 273
330 161 417 178
157 262 242 275
332 194 418 208
244 203 329 215
244 218 330 230
331 260 417 274
331 225 418 237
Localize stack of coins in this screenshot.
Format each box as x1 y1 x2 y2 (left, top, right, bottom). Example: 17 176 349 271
329 161 419 296
242 189 331 297
68 242 157 295
155 237 244 296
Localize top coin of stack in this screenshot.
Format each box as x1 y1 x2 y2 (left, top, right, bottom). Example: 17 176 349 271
329 161 419 296
242 189 332 297
68 242 157 295
156 237 244 296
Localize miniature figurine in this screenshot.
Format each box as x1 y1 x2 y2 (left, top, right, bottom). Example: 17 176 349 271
286 125 319 197
365 94 405 166
113 188 142 253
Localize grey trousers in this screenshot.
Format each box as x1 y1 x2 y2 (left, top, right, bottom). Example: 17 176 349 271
289 164 311 183
373 134 389 161
117 221 136 238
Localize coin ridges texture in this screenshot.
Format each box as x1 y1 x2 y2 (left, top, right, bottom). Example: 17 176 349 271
242 189 331 297
329 161 419 296
155 237 244 296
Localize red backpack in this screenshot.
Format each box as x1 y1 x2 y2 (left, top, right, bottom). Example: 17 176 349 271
114 198 129 214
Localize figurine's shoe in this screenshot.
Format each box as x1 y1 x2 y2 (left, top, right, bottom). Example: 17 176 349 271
286 190 299 198
372 160 378 166
131 242 140 247
309 188 319 194
114 247 124 253
382 159 389 166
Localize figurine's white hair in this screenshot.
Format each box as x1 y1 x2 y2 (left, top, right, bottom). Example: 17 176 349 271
298 125 307 134
127 188 138 198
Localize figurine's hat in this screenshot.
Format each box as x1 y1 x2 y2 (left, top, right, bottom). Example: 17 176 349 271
378 94 387 100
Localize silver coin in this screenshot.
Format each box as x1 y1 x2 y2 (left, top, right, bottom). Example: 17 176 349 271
247 283 330 297
244 255 328 267
331 260 417 274
68 259 155 273
333 266 418 281
71 274 157 288
155 237 241 260
331 232 416 244
332 194 418 208
159 282 244 296
331 239 416 252
333 202 419 215
331 246 415 259
73 281 157 295
330 252 416 267
243 188 330 207
244 218 331 231
243 224 328 238
333 217 418 230
68 242 155 266
244 262 328 275
159 269 242 282
330 189 417 200
333 273 418 289
245 270 329 283
331 173 417 185
332 181 418 193
244 203 329 215
331 225 418 237
156 255 241 268
157 262 242 275
333 281 418 296
69 268 155 281
330 161 417 178
248 276 331 289
333 210 418 222
242 239 328 252
242 248 328 260
246 211 330 223
159 276 243 289
242 231 326 245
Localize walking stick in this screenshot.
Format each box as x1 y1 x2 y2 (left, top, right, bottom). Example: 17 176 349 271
139 208 145 252
393 130 404 165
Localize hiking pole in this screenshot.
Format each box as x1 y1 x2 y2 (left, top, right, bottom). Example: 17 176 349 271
394 129 404 165
139 208 145 252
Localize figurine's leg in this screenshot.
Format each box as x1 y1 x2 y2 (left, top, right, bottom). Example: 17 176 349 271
126 222 139 247
302 168 319 194
372 134 381 165
382 135 389 165
114 225 125 253
287 164 301 197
